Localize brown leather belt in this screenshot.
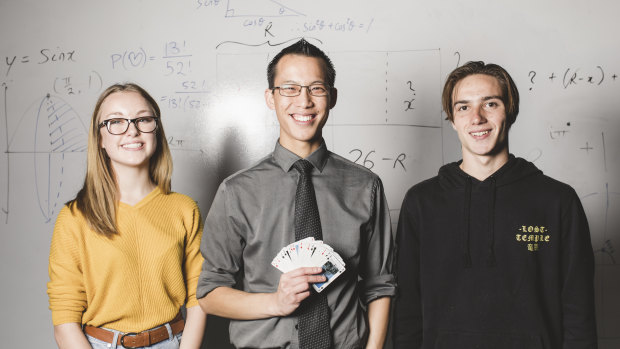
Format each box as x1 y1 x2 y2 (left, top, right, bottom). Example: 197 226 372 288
83 313 185 348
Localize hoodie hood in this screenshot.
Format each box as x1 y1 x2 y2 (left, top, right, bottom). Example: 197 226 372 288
438 155 542 268
438 154 542 189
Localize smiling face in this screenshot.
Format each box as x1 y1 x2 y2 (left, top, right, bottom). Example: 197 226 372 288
451 74 509 163
98 91 157 173
265 54 336 157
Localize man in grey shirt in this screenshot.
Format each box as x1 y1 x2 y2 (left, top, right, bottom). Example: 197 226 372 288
197 39 396 348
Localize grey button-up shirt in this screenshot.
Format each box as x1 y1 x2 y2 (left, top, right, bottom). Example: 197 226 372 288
197 141 396 349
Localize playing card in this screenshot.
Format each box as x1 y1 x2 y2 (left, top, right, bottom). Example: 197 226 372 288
313 259 345 292
272 238 346 293
271 247 294 272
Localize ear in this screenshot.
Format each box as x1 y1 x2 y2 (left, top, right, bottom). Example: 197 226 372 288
451 120 456 131
328 88 337 109
265 88 276 110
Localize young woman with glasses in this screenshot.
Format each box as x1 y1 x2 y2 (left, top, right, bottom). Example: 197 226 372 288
47 83 206 349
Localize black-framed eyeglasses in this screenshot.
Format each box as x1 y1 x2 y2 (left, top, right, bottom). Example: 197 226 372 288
99 116 159 135
271 83 331 97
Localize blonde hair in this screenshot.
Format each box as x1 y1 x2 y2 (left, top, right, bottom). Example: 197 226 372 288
68 83 173 237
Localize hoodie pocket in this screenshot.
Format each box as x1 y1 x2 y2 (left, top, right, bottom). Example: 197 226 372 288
434 331 544 349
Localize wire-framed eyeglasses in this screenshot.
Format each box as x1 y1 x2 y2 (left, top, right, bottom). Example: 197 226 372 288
99 116 159 135
271 83 331 97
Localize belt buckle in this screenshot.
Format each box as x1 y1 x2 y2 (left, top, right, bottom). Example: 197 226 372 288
120 332 140 349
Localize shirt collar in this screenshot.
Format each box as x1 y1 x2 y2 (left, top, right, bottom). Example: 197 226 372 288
273 139 329 173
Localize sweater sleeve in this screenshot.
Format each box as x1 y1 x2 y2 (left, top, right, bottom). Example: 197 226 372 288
560 190 598 348
183 200 204 308
393 188 423 348
47 205 87 325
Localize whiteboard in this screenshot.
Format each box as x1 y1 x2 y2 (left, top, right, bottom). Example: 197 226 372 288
0 0 618 347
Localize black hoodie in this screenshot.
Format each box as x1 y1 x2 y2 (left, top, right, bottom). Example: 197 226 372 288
393 155 597 349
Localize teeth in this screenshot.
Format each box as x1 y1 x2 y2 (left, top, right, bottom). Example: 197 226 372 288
471 130 490 136
292 114 313 122
122 143 143 149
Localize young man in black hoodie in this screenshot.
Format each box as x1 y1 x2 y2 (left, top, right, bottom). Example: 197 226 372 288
393 61 597 349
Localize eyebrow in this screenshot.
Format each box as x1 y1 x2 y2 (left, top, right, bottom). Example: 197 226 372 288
453 95 503 107
103 110 153 118
280 80 326 85
482 95 503 101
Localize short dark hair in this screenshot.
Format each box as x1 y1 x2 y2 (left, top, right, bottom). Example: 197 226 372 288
442 61 520 126
267 39 336 89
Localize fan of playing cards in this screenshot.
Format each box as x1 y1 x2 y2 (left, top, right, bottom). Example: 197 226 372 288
271 237 346 293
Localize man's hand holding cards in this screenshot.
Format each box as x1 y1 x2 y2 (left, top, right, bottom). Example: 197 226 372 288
271 237 346 293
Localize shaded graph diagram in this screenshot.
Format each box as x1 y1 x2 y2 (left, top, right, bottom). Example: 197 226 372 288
225 0 305 18
4 90 87 223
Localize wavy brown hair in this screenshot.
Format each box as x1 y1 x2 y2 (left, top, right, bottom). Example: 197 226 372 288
68 83 172 237
442 61 520 127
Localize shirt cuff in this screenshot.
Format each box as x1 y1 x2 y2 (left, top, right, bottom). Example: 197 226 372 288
196 272 236 299
361 274 397 304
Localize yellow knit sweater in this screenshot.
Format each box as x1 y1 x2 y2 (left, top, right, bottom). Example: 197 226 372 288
47 187 203 332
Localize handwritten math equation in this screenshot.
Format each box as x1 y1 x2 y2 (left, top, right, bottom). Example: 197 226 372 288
3 47 77 76
52 71 103 96
297 17 374 34
193 0 373 35
348 149 407 171
238 17 375 35
159 91 204 111
403 81 417 112
3 47 102 97
110 40 192 75
160 76 210 111
195 0 222 9
110 40 210 111
527 66 618 90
